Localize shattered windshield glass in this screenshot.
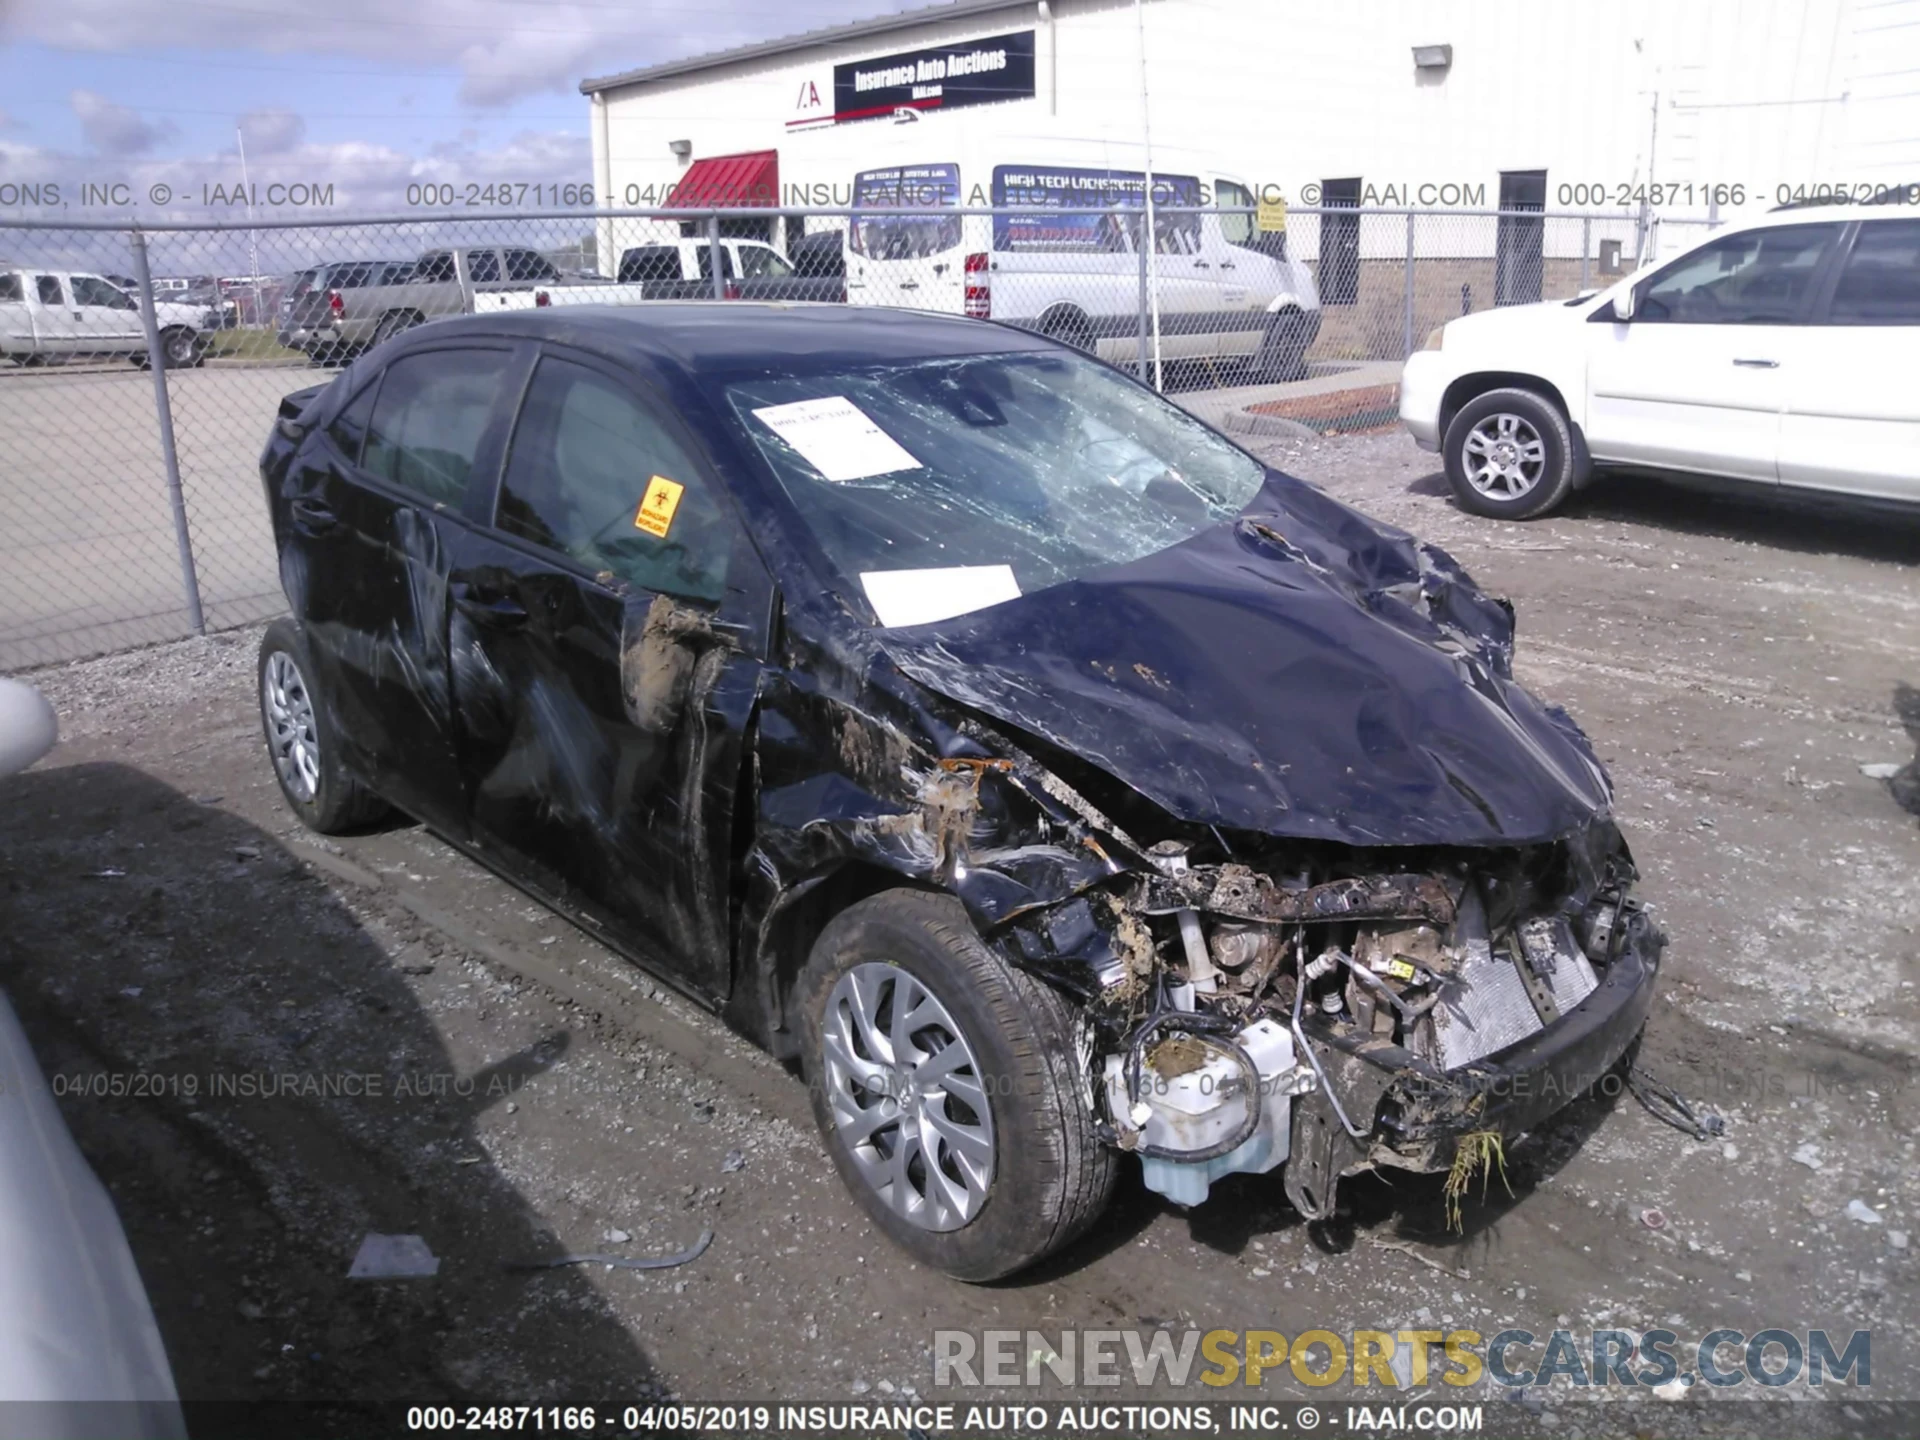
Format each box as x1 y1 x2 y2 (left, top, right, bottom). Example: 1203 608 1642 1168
726 351 1267 627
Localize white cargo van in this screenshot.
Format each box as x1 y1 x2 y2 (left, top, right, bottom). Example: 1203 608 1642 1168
845 140 1320 379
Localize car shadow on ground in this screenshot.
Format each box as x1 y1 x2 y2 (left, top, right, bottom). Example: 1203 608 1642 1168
1412 464 1920 564
0 761 659 1433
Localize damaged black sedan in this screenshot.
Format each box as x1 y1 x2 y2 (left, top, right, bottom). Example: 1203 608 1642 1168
257 305 1662 1280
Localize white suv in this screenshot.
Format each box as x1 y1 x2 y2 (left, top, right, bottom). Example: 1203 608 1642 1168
1400 206 1920 518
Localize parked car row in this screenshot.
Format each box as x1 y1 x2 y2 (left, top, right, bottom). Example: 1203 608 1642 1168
275 247 647 363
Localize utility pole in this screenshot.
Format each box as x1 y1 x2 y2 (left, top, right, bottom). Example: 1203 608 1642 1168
1136 0 1164 388
236 126 265 327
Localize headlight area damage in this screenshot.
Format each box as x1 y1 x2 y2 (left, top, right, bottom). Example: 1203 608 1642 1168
744 491 1664 1226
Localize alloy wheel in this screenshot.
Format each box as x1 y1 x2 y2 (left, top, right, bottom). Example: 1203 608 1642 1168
1461 411 1547 499
262 650 321 803
820 962 995 1232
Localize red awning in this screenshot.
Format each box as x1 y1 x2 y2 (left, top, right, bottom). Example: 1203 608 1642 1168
666 151 779 209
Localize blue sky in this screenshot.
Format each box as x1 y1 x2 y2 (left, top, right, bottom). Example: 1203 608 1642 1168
0 0 922 213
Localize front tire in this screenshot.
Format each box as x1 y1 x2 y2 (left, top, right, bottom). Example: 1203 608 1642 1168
1443 386 1578 519
796 890 1116 1281
1253 308 1310 382
257 620 389 833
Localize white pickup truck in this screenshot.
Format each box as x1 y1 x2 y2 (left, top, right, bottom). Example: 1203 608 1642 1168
0 268 212 368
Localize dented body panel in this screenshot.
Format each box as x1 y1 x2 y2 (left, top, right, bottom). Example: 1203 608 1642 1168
261 305 1663 1225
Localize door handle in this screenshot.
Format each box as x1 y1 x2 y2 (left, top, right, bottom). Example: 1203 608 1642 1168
898 280 920 290
1193 260 1212 269
289 497 338 533
451 582 529 628
1219 261 1236 270
1732 358 1779 368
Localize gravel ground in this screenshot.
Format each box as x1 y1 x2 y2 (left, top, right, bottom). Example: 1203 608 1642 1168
3 430 1917 1434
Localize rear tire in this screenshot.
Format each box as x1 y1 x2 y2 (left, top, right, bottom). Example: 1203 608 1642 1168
257 620 389 834
1443 386 1578 519
1253 308 1310 382
796 889 1116 1281
1042 309 1097 355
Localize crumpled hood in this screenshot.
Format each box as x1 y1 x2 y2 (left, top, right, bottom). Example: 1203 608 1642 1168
878 472 1612 848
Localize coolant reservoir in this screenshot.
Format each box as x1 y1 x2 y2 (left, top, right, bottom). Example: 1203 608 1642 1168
1104 1019 1302 1207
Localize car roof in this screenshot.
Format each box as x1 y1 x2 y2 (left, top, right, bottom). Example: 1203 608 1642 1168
1749 201 1917 225
401 304 1057 375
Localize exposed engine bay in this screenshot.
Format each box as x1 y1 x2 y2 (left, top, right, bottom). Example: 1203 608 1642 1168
986 777 1665 1220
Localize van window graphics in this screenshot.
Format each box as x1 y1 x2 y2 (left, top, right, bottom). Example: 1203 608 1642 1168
991 165 1203 255
850 163 963 260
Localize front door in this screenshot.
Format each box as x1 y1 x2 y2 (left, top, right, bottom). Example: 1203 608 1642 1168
450 350 767 998
1585 221 1843 483
277 342 522 832
1779 219 1920 501
69 275 145 351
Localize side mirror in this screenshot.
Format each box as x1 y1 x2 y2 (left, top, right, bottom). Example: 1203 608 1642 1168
1613 284 1636 322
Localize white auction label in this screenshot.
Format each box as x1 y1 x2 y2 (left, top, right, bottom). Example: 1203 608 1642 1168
750 395 922 482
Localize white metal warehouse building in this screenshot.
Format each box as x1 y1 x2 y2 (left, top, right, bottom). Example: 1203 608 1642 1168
582 0 1920 230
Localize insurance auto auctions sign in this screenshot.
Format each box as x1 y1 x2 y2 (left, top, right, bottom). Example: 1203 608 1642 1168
832 30 1036 123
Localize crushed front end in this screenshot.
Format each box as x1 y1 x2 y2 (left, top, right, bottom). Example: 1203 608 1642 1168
994 804 1663 1220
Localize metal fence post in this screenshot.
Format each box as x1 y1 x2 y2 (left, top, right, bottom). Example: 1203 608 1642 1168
1402 211 1416 359
1580 217 1592 292
706 214 726 300
1134 219 1151 384
128 226 205 637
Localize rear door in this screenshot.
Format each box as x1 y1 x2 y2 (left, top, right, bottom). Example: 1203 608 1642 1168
1779 218 1920 501
448 349 769 997
28 275 79 354
848 162 965 312
1585 222 1843 482
276 342 524 832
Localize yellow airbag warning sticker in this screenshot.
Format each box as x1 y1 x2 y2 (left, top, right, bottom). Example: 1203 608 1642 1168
634 475 684 538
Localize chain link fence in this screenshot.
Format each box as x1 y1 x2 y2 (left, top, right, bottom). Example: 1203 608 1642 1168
0 205 1715 670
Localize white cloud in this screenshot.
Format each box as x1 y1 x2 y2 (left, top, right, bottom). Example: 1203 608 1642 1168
7 0 924 108
237 108 306 156
71 88 175 155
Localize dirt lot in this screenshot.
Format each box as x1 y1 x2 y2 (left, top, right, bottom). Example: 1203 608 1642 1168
3 431 1918 1434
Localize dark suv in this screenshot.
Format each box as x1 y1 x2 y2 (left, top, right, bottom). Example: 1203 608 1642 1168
257 305 1662 1280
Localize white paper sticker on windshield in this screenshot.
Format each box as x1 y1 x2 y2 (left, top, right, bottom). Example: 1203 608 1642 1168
859 566 1022 629
751 396 921 482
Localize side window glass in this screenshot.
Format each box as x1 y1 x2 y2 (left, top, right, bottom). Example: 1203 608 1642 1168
467 251 501 283
505 250 558 282
695 246 736 280
416 253 455 284
0 274 21 302
327 381 379 466
497 357 731 603
1216 180 1254 247
1828 221 1920 325
620 247 681 283
1638 223 1840 324
36 275 64 305
362 349 513 508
